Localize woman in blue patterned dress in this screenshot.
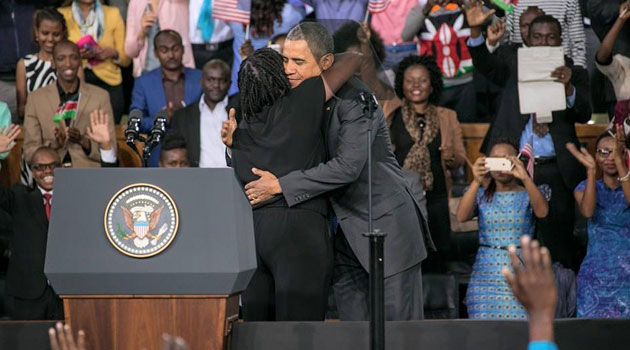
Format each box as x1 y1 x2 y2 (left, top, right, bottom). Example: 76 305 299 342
457 139 549 319
567 129 630 318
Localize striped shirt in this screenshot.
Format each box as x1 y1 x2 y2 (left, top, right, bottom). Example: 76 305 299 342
24 54 57 93
505 0 587 67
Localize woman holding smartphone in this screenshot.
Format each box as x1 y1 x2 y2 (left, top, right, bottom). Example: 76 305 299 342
125 0 194 78
456 138 549 319
59 0 130 123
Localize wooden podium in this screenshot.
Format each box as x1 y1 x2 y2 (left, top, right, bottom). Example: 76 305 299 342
62 295 239 350
45 169 256 350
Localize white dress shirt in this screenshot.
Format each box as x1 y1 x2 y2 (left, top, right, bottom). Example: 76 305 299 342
189 0 234 44
199 95 229 168
38 187 53 205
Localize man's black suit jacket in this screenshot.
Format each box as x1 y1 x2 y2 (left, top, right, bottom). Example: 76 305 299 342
0 185 49 299
470 42 592 191
170 94 239 167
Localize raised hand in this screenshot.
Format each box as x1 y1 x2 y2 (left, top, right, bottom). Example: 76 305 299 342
566 142 596 173
487 19 506 47
49 322 86 350
502 236 557 342
507 155 529 181
221 108 237 147
463 0 495 27
86 109 113 150
613 124 628 162
620 0 630 20
53 125 68 149
472 156 489 184
0 124 21 154
140 11 157 37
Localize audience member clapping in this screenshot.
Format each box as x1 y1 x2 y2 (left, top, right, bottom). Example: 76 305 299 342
59 0 131 123
457 138 549 319
566 129 630 318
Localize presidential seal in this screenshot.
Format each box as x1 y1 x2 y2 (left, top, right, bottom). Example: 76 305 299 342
104 184 179 258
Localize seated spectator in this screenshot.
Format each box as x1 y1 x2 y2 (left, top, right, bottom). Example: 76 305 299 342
125 0 196 78
402 0 488 122
595 1 630 101
189 0 234 68
504 0 587 67
567 131 630 318
333 21 397 116
159 133 190 168
0 139 66 320
16 8 68 122
23 41 117 168
457 138 549 319
388 54 465 266
227 0 306 95
170 59 236 167
467 5 592 271
0 1 38 122
59 0 131 124
130 29 202 167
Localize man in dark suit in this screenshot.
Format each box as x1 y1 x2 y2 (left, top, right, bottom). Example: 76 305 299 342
2 146 63 320
465 4 592 270
241 22 434 321
170 59 237 167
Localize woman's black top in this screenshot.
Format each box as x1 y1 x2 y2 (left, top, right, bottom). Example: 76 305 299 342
232 76 328 213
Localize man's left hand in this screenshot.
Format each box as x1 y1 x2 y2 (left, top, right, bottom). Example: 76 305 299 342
67 127 90 150
244 168 282 205
551 66 573 96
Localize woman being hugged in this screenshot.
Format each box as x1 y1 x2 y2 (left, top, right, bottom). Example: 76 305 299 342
456 138 549 319
567 128 630 318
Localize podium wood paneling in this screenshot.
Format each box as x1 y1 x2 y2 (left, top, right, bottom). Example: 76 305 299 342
62 295 239 350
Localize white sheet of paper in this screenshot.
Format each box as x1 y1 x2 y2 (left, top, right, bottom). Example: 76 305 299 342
517 46 566 122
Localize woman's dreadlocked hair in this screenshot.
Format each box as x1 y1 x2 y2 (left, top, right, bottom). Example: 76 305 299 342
250 0 286 38
238 48 291 121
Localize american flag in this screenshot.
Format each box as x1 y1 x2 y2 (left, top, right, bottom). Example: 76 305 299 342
212 0 251 25
367 0 391 13
520 134 534 179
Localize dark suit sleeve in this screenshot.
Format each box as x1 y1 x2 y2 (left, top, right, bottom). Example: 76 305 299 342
567 66 592 123
278 96 376 207
468 40 513 87
130 79 153 133
0 186 15 214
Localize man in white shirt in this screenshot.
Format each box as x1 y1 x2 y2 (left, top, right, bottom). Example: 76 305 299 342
170 59 235 167
189 0 235 68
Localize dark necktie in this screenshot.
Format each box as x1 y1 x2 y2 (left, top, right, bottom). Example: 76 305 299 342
43 193 52 221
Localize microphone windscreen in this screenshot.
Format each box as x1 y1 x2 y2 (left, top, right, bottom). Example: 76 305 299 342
128 109 143 121
155 109 169 120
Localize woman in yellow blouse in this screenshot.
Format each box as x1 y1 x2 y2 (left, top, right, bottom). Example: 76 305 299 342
59 0 130 123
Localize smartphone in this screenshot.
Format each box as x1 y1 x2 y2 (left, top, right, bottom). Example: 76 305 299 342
485 157 513 172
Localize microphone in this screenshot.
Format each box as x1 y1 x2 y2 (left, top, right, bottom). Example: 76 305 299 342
148 110 168 147
359 92 378 118
125 109 143 144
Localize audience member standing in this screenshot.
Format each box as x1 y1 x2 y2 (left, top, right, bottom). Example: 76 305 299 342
369 0 419 70
189 0 234 68
467 5 592 271
130 30 202 167
388 55 466 265
457 139 549 319
568 131 630 318
505 0 587 67
59 0 131 123
170 60 236 167
23 41 117 168
126 0 195 78
0 0 38 122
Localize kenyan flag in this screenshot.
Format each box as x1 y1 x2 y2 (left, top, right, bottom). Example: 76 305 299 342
53 101 78 124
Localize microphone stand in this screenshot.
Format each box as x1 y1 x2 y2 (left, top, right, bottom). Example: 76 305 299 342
360 92 386 350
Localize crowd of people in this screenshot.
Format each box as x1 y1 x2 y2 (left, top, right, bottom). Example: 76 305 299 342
0 0 629 333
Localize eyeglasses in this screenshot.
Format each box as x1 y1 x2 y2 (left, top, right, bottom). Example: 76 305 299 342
31 162 61 171
596 148 613 158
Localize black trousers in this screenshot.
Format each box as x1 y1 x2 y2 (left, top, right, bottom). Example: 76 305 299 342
534 162 580 271
242 206 333 321
84 69 125 124
7 285 64 320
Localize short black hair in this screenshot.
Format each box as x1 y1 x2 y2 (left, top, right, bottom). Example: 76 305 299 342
203 59 231 79
482 137 520 202
286 21 334 60
154 29 183 48
271 33 287 44
31 146 60 165
333 21 386 66
595 132 614 149
394 55 443 103
52 40 79 57
160 133 187 161
528 14 562 37
32 7 67 43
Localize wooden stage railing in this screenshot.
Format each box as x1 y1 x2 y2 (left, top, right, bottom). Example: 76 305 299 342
0 123 608 186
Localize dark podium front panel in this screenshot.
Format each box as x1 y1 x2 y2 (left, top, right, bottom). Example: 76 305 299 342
45 168 256 295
